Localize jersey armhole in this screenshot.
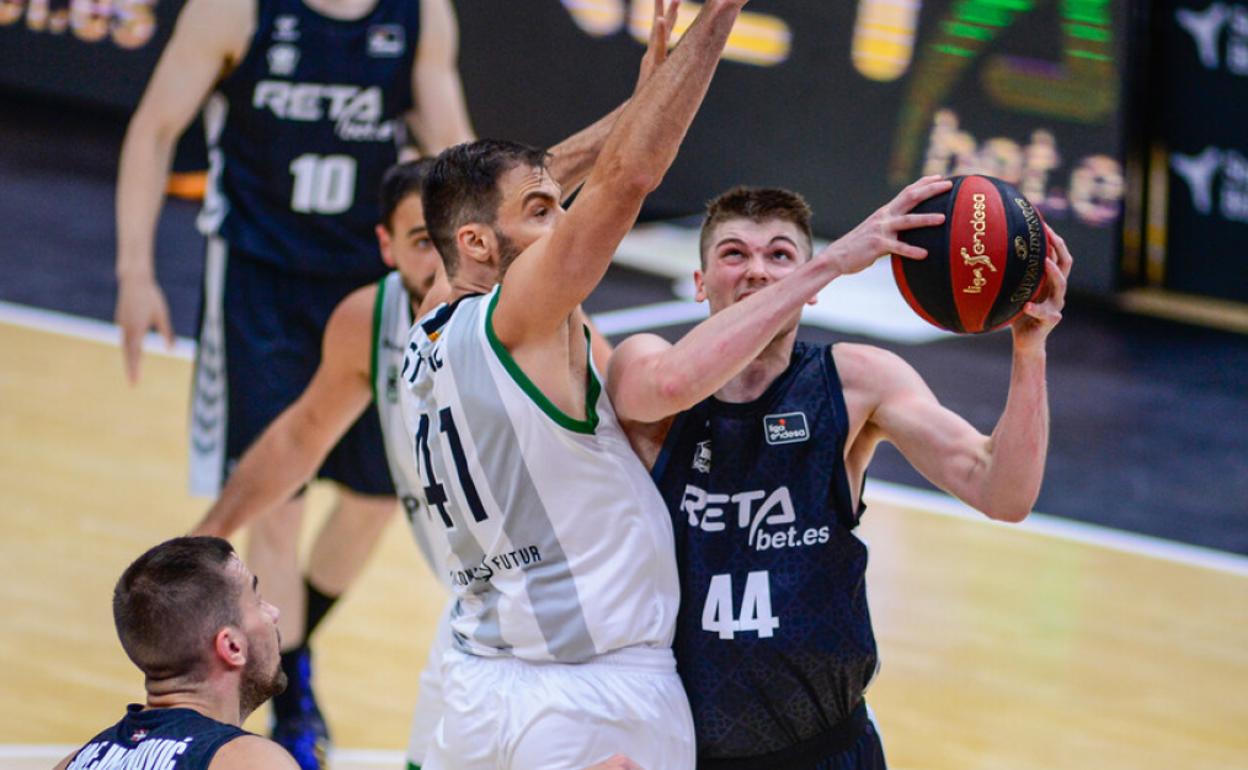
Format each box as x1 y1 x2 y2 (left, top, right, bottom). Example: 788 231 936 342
650 409 691 483
823 344 866 521
483 288 601 435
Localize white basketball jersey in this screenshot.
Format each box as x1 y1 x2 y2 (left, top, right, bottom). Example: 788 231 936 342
399 285 680 663
372 272 449 585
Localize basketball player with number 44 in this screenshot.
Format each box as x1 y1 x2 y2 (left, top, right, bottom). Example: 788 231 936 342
610 179 1073 770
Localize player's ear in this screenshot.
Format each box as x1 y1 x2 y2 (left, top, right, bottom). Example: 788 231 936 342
457 224 495 267
693 269 707 303
376 224 396 268
214 626 247 670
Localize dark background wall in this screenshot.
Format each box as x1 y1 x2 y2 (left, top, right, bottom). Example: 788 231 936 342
1 0 1133 294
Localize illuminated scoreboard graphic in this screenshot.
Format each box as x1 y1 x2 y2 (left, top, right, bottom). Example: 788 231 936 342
455 0 1131 292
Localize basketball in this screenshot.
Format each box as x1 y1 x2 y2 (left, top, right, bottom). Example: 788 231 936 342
892 175 1048 334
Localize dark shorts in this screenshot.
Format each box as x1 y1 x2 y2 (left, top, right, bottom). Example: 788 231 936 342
188 236 393 497
699 702 887 770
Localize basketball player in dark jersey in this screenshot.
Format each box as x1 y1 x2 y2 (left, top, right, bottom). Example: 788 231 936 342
53 537 296 770
113 0 473 764
608 185 1074 769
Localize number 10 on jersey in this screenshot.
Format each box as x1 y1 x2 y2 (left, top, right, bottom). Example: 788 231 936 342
289 154 357 214
702 571 780 640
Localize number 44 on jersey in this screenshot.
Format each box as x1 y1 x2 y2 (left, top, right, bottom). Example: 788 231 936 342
702 571 780 640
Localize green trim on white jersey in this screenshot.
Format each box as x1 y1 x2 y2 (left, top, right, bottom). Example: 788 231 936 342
483 287 600 434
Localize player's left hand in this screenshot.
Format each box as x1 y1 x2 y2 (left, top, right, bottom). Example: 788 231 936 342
636 0 681 92
584 755 644 770
1011 223 1073 349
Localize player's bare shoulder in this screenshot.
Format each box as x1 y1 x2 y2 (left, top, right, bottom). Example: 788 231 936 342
210 734 300 770
176 0 256 67
831 342 926 431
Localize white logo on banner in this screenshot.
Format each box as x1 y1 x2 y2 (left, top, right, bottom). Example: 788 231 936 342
1172 147 1248 222
1176 3 1248 74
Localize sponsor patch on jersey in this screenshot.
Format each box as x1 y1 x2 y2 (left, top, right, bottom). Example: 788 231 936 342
266 44 299 76
692 439 712 473
763 411 809 445
367 24 406 57
272 15 300 42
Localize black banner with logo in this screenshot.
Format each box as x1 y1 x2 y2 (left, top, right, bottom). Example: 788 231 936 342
453 0 1130 294
0 0 185 110
0 0 1131 294
1158 0 1248 302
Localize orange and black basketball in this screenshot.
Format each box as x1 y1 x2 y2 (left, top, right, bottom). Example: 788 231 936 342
892 175 1048 334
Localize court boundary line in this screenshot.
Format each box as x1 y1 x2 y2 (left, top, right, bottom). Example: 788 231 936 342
866 481 1248 576
4 299 1246 579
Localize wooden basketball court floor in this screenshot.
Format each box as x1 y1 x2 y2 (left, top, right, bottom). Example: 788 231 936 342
2 307 1246 770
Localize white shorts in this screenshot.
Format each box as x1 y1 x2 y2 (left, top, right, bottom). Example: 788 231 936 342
406 602 453 769
423 646 694 770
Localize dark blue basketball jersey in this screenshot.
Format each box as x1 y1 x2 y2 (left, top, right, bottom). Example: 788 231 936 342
652 342 879 769
64 705 249 770
199 0 420 277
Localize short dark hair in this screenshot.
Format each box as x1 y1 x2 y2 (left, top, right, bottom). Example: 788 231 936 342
113 537 243 681
422 139 550 275
379 158 436 231
699 187 814 268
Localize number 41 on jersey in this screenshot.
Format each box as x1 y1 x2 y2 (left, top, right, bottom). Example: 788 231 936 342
702 571 780 640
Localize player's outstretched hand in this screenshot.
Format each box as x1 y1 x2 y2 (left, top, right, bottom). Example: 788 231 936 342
1011 223 1073 349
116 276 175 385
636 0 681 91
584 756 644 770
817 175 951 277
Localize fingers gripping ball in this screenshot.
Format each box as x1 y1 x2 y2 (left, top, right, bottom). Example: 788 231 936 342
892 175 1048 333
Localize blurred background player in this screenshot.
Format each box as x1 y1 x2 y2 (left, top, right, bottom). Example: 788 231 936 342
53 536 297 770
608 185 1072 769
112 0 474 765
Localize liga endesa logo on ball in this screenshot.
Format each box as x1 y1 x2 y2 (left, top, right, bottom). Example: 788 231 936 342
892 174 1047 334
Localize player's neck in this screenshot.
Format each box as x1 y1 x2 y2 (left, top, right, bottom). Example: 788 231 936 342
715 329 797 404
299 0 379 22
448 268 497 304
143 680 242 726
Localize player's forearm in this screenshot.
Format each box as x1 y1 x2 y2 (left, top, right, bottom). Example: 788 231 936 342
193 418 327 537
547 101 627 197
115 117 177 282
591 1 742 197
977 346 1049 522
641 257 841 419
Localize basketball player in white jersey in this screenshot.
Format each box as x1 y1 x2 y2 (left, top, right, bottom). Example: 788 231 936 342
191 9 681 765
398 2 751 768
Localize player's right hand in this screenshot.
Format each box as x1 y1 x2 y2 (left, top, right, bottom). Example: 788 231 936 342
635 0 681 93
818 175 951 277
115 276 174 384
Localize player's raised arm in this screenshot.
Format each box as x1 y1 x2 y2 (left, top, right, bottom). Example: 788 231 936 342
491 0 748 347
114 0 253 384
850 226 1073 522
407 0 475 155
608 176 950 424
545 0 682 195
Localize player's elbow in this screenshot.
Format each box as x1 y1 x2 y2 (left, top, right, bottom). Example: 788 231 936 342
597 153 662 200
